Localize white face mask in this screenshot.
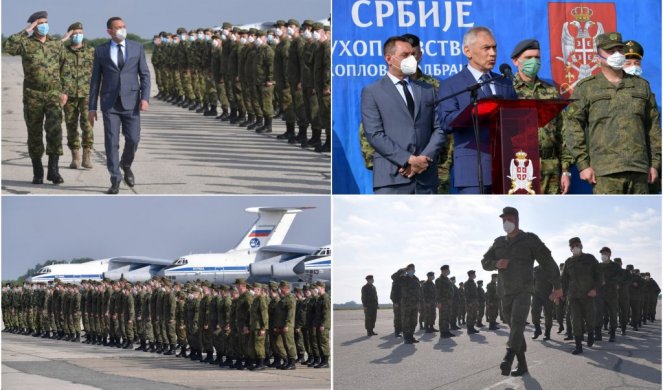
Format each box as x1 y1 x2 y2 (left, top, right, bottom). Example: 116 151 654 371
230 34 236 42
240 37 246 44
571 247 582 256
624 65 642 76
287 26 295 36
249 290 255 296
605 52 626 70
248 36 255 43
255 38 263 46
313 31 321 41
116 28 127 41
395 55 417 76
502 221 516 234
601 254 610 262
212 40 220 47
275 28 283 37
303 30 312 40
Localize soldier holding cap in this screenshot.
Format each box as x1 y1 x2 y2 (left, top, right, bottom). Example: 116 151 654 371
561 237 601 354
564 32 661 194
361 275 378 336
482 206 562 376
3 10 67 184
510 39 573 194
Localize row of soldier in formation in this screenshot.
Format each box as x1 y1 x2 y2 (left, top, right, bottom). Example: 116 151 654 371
362 255 660 349
1 277 331 371
151 19 331 152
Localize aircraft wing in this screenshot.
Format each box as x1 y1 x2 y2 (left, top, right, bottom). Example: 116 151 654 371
107 256 175 266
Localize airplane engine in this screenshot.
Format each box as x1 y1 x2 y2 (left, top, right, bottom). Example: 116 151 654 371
270 259 306 279
248 260 276 278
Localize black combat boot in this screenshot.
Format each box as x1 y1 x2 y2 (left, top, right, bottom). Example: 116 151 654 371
205 105 218 117
254 359 266 371
31 157 44 184
75 332 81 342
217 107 229 120
274 357 284 369
302 355 312 366
543 326 551 340
394 331 402 338
500 348 516 376
510 352 528 376
283 358 296 370
123 340 133 349
295 125 308 144
156 342 164 353
476 321 484 328
148 342 156 352
203 351 214 363
307 356 318 367
248 116 263 130
256 117 272 133
116 338 123 348
196 104 206 113
231 110 244 124
314 356 329 368
489 321 500 330
572 336 583 354
240 114 254 127
304 128 322 148
277 123 296 140
563 331 573 341
587 331 595 347
47 155 64 184
237 359 247 370
557 323 565 334
315 138 330 153
467 324 479 334
135 339 145 351
531 324 542 339
64 333 71 341
594 327 602 341
609 328 616 342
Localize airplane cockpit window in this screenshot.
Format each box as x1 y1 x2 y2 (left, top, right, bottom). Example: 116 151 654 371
37 267 50 274
173 258 189 266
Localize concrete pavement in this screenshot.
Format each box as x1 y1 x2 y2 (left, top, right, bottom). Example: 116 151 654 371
333 303 662 390
1 55 330 195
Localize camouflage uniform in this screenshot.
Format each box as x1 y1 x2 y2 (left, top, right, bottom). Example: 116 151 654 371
422 279 436 330
361 282 378 332
486 278 499 325
564 72 661 194
255 34 275 128
561 252 601 338
596 260 623 338
435 274 454 334
464 278 479 329
393 270 421 341
3 30 64 158
301 31 321 145
530 266 554 336
236 287 254 363
288 32 307 137
249 287 269 363
512 73 572 194
313 32 331 150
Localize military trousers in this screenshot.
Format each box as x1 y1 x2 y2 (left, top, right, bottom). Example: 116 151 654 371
392 303 402 333
486 300 499 323
364 306 377 331
594 172 649 194
176 322 186 345
314 326 330 356
303 87 320 130
596 290 618 330
438 299 452 332
555 298 566 326
202 328 213 351
424 302 436 328
629 297 642 326
400 300 418 335
223 74 236 109
569 297 595 337
530 294 554 329
216 81 229 109
212 327 223 355
259 84 274 118
249 330 265 359
466 301 478 326
64 96 94 150
23 87 63 158
477 301 485 323
502 292 532 353
308 325 319 356
166 319 177 345
295 327 306 356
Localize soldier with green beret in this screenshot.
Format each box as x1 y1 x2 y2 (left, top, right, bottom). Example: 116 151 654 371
564 32 661 194
3 10 67 184
60 21 95 170
482 207 562 376
510 38 573 194
561 237 601 354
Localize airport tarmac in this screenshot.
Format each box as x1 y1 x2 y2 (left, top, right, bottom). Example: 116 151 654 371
333 303 662 390
1 331 331 389
1 55 330 195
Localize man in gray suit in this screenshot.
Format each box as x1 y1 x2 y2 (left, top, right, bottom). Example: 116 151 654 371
361 36 444 194
89 16 150 194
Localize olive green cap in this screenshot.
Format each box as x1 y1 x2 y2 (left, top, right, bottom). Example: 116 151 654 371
248 28 257 35
569 237 582 246
287 19 300 27
68 22 83 31
624 40 644 59
176 27 187 34
302 20 315 28
323 25 330 32
274 20 286 27
312 22 324 30
255 30 266 37
235 278 247 286
595 32 623 51
222 22 233 29
315 281 326 288
278 280 290 288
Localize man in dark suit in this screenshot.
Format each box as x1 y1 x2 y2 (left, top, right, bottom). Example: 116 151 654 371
437 27 518 194
89 16 151 194
361 36 445 194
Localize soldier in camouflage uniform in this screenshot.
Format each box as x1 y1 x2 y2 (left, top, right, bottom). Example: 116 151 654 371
596 247 623 342
313 24 331 153
530 265 554 341
392 264 421 344
174 290 187 357
458 283 466 325
218 285 232 366
485 273 500 330
234 278 253 370
510 39 572 194
299 21 321 148
476 280 486 327
60 22 95 169
361 275 378 336
247 283 269 370
564 32 661 194
229 28 246 125
218 22 235 121
561 237 601 354
254 30 275 133
421 272 437 333
162 280 177 355
311 281 330 368
449 277 460 330
208 286 222 363
482 207 562 376
435 265 455 338
275 281 297 369
210 33 226 119
464 271 480 334
286 20 308 144
3 10 66 184
199 283 214 362
121 284 134 348
293 287 308 362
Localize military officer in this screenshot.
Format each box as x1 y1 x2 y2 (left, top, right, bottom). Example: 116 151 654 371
361 275 379 336
276 281 297 369
561 237 601 354
312 281 330 368
510 39 573 194
482 207 562 376
623 40 644 77
3 10 66 184
435 265 455 338
392 264 421 344
564 32 661 194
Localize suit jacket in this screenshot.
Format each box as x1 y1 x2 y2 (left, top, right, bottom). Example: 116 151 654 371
89 39 151 112
437 66 517 187
361 75 445 190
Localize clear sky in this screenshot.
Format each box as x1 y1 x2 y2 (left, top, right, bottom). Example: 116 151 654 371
2 196 330 280
2 0 330 38
333 196 662 304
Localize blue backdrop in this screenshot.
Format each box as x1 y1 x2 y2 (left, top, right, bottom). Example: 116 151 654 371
332 0 662 194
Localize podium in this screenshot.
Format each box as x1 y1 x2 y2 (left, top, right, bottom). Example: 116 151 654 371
449 98 570 194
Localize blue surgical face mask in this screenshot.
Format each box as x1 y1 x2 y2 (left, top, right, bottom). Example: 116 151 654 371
180 34 186 41
197 33 204 40
189 35 195 42
267 35 274 43
37 23 49 36
72 34 84 45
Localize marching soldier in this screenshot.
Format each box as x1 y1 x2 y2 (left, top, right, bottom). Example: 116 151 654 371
531 265 554 340
597 247 622 342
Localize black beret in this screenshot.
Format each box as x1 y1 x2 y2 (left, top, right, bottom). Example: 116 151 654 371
28 11 48 23
614 258 622 264
569 237 581 246
365 275 373 280
406 263 415 269
511 39 540 59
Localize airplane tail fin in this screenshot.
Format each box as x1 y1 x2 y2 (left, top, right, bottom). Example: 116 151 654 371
234 207 314 251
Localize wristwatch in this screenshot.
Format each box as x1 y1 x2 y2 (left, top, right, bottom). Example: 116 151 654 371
562 171 572 177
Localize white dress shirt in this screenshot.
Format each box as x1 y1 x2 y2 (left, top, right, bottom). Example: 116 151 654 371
466 64 496 95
